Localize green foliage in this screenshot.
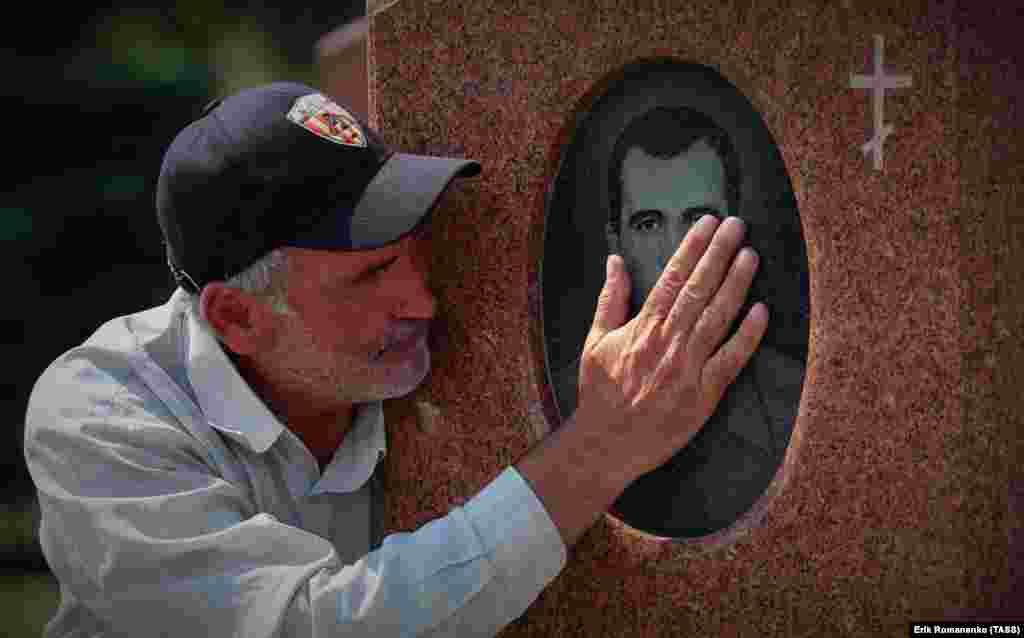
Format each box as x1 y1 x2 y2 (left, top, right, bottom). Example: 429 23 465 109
0 208 33 242
0 570 60 637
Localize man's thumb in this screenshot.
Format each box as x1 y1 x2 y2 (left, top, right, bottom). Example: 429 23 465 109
590 254 630 338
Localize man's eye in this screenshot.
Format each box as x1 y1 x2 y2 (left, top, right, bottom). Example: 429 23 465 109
359 257 398 284
371 261 395 278
632 211 662 232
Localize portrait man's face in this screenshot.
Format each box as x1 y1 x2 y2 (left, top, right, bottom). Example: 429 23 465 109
618 138 730 317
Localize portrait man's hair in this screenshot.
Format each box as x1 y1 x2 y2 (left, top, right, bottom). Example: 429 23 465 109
607 106 742 238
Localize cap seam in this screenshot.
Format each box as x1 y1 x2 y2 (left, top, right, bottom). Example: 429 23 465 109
206 109 240 168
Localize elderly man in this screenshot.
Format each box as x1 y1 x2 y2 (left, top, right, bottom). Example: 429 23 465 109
24 82 767 637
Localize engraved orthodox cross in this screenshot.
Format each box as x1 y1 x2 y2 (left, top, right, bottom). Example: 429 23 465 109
850 34 914 172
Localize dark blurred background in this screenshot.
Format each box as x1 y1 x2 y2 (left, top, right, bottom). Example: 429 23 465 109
3 3 364 633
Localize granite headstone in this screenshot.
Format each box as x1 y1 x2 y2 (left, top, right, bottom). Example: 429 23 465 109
370 1 1022 634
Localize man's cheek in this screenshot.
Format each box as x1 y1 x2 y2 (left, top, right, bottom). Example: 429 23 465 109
639 271 657 305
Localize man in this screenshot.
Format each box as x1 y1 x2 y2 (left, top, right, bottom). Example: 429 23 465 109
24 82 768 637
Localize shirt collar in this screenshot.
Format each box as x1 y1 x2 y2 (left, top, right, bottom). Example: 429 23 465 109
182 297 387 492
185 307 284 454
311 400 386 495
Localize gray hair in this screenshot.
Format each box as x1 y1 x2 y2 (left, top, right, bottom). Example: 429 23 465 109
190 248 296 332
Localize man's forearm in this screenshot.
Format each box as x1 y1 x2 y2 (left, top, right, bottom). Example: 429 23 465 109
514 412 630 548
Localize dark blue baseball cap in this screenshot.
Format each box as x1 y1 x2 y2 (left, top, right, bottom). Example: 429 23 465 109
156 81 482 294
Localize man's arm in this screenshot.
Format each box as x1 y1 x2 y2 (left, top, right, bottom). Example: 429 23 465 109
517 216 767 551
514 411 627 548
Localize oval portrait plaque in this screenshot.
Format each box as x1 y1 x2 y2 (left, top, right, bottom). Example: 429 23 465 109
541 59 810 539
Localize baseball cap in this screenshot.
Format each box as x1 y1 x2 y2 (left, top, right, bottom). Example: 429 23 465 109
156 81 482 294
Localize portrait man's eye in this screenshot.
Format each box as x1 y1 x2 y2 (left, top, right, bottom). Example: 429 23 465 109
630 206 721 233
631 210 662 232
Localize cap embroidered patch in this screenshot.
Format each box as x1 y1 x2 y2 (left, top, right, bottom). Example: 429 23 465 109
286 93 367 148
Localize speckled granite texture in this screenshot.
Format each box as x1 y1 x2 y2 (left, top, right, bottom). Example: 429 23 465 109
368 0 1022 634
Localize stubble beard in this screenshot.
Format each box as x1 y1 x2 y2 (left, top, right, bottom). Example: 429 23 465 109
360 337 431 400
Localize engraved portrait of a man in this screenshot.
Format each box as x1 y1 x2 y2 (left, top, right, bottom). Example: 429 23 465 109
599 105 805 537
541 61 809 538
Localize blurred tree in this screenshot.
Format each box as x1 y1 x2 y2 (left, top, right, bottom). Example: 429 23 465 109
4 0 365 518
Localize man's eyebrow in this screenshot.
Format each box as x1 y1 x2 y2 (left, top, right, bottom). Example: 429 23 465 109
346 254 399 284
342 222 429 284
631 205 721 217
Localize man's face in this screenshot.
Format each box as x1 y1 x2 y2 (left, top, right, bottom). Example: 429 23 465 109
618 139 730 317
263 209 439 409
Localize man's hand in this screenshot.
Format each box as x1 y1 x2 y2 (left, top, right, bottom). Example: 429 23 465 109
515 215 767 548
576 214 768 485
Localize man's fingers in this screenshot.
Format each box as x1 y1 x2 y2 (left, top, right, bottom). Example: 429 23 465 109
587 253 632 346
641 214 721 323
663 216 748 338
688 244 760 365
704 301 769 395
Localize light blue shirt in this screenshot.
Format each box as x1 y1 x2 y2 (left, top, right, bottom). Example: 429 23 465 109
23 288 567 637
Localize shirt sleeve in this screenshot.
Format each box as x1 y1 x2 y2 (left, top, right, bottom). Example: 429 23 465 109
24 357 567 638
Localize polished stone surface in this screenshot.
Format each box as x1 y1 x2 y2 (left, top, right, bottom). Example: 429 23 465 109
370 0 1022 634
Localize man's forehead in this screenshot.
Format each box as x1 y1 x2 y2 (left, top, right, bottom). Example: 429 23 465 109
621 141 726 209
284 243 390 278
622 140 722 181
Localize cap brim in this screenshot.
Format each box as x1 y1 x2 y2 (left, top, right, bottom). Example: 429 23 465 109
348 153 482 249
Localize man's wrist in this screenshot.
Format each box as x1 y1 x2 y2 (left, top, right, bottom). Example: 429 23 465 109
514 411 630 548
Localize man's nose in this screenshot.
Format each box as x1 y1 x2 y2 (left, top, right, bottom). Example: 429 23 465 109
667 221 696 259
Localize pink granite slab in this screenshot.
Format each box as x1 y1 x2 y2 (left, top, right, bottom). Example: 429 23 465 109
367 0 1023 634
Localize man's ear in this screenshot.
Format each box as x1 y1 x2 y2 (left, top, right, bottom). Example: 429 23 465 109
200 283 276 355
